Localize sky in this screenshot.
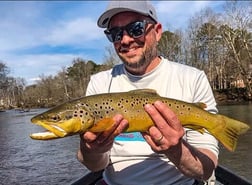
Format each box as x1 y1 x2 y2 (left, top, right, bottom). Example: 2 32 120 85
0 1 226 85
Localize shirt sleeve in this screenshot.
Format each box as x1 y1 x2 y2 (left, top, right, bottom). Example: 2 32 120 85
85 69 112 96
193 71 217 114
186 70 219 157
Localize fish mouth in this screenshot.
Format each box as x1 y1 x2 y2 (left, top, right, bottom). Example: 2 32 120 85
30 120 68 140
30 131 60 140
30 117 82 140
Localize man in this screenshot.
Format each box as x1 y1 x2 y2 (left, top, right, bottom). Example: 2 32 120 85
77 1 219 184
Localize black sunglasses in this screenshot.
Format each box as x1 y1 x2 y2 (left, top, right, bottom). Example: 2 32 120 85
104 20 154 43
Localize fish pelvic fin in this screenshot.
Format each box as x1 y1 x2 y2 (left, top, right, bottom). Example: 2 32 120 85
212 115 250 151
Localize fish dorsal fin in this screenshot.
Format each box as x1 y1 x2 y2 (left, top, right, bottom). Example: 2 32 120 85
194 102 207 109
129 89 158 95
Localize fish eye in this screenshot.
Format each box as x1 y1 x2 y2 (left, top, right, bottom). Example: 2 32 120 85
50 115 61 121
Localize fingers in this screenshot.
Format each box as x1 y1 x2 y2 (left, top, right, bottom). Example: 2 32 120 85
143 101 184 152
155 134 164 144
145 101 182 131
80 114 128 153
153 101 182 131
97 114 128 143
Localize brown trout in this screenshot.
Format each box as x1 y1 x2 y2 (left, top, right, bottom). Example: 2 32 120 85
30 89 250 151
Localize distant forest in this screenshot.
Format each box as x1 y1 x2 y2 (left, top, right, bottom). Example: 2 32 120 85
0 1 251 109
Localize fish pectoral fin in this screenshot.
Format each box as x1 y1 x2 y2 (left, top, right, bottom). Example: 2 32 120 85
30 131 59 140
88 118 115 133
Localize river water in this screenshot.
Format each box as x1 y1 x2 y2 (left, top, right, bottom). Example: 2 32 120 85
0 109 89 185
217 104 252 182
0 105 251 184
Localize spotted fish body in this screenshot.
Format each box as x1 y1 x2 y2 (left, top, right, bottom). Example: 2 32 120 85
30 89 250 151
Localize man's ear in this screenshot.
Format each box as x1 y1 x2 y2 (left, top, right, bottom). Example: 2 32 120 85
155 23 163 42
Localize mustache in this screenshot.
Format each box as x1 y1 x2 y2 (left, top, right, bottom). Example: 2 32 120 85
119 40 144 52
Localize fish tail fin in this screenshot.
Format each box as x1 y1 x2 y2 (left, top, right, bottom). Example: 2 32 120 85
213 115 250 151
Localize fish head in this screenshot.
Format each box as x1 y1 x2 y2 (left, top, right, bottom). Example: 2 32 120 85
30 103 95 140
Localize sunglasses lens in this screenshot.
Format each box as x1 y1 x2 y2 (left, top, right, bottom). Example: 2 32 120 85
105 21 147 42
105 27 123 42
111 28 123 42
127 22 145 38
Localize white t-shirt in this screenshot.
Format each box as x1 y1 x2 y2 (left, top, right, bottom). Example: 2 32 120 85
86 57 219 185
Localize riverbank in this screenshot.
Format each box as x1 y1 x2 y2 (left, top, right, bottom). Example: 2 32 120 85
1 88 251 110
214 89 251 105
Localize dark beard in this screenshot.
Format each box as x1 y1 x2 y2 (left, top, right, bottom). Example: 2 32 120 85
120 41 158 75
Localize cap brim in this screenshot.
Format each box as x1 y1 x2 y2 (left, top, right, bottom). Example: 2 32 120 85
97 8 150 28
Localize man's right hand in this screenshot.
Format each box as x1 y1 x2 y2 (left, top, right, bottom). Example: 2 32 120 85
79 114 129 154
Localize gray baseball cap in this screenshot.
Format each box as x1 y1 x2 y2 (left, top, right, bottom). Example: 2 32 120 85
97 0 158 28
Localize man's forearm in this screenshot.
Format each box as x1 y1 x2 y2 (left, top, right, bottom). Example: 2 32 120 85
77 148 110 172
165 139 217 181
